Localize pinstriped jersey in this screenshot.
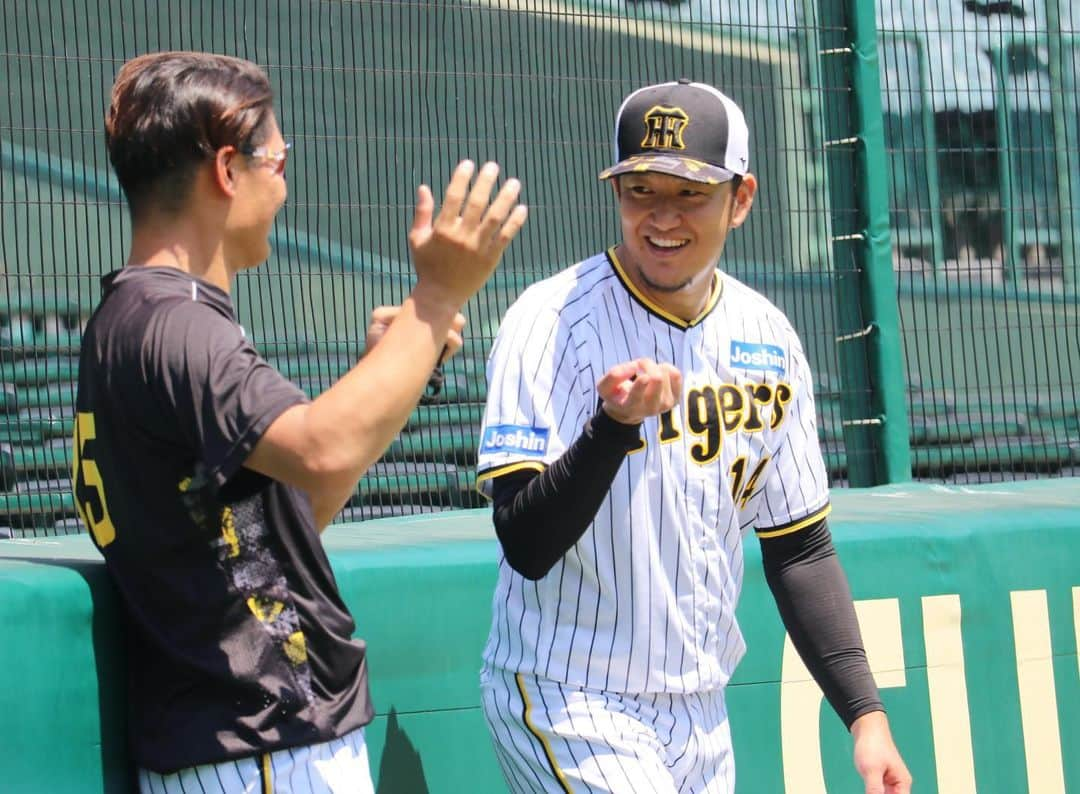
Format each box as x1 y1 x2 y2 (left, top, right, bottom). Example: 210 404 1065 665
477 248 831 694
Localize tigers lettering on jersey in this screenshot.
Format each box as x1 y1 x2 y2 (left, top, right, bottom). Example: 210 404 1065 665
629 378 794 457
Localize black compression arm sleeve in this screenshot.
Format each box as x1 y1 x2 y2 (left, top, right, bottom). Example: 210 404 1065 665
760 517 884 728
491 409 642 580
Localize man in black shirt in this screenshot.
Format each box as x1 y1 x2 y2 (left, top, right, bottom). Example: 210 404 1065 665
73 50 526 792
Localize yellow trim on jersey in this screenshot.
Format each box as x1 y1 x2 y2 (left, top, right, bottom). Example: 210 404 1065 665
475 460 547 497
607 246 723 328
516 673 574 794
755 503 832 539
260 752 273 794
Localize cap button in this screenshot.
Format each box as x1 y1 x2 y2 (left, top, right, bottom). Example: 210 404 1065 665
677 77 691 85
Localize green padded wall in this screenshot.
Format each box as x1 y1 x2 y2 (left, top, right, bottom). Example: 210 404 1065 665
2 479 1079 792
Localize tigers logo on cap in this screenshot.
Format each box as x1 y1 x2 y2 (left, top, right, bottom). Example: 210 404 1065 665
641 105 689 151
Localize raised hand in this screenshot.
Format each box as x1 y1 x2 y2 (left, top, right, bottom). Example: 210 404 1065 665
597 358 683 425
409 160 528 307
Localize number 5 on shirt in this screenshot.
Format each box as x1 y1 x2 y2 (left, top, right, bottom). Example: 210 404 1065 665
72 411 117 547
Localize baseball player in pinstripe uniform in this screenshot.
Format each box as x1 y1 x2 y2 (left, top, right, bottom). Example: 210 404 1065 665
74 51 526 793
476 81 911 793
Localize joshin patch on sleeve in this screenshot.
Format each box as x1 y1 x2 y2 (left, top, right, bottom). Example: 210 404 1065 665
480 424 551 457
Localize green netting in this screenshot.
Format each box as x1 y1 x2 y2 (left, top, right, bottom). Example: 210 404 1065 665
877 0 1080 489
0 0 1077 530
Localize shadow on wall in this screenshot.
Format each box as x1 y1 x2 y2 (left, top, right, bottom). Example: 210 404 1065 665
376 707 430 794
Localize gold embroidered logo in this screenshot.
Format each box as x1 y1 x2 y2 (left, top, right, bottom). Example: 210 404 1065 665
640 105 689 150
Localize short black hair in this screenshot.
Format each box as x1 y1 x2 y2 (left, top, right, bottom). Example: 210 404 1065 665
105 51 275 219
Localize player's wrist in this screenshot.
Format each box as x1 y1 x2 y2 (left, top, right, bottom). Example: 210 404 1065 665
598 402 644 426
849 708 889 738
407 280 468 324
593 406 644 447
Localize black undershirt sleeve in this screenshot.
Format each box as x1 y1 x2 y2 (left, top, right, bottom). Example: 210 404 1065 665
491 408 642 580
759 517 885 729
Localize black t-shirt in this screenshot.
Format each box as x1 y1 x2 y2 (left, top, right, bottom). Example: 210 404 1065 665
73 267 373 773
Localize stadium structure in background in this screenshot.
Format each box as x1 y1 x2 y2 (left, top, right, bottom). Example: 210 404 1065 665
0 0 1077 535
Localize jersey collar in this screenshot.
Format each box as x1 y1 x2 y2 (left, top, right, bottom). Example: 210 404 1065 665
606 247 724 329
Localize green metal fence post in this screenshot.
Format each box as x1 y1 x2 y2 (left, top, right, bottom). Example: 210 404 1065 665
817 0 912 484
912 34 946 272
1046 0 1076 286
989 47 1020 285
849 0 911 482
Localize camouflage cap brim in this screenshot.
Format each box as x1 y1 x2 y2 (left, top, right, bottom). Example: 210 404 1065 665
598 154 737 185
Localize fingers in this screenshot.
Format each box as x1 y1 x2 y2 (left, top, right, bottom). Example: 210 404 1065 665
499 203 529 247
368 305 400 325
460 162 499 228
598 358 682 424
479 176 526 251
364 305 402 353
852 713 911 794
442 332 463 363
634 359 682 408
856 755 888 794
483 202 528 265
437 160 527 249
596 361 643 401
408 158 528 306
366 306 401 339
433 160 476 229
410 184 435 246
633 360 678 412
884 758 913 794
441 313 467 363
663 363 683 401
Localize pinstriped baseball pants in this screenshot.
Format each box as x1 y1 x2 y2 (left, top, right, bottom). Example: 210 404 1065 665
482 667 735 794
137 727 373 794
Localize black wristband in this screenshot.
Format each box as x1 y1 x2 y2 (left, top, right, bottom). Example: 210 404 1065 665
591 407 644 447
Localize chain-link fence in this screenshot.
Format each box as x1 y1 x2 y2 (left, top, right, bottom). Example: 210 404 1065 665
1 0 1077 534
